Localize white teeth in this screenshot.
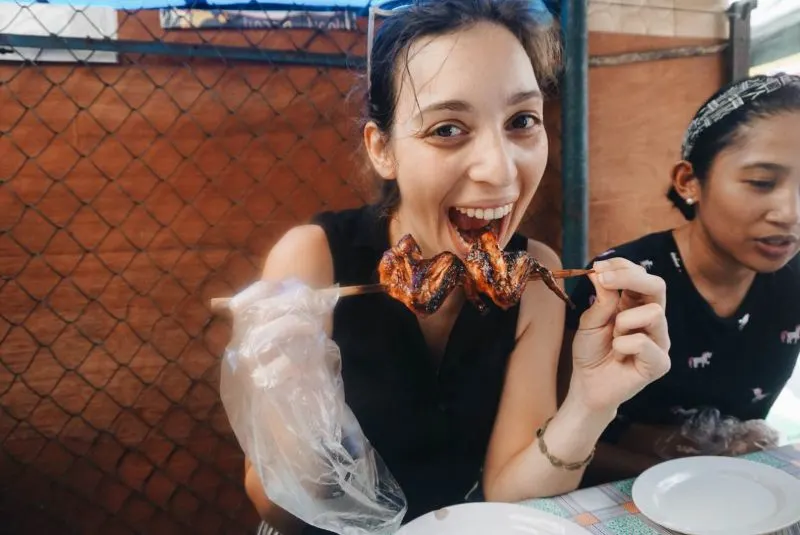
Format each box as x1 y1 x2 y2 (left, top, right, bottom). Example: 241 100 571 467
455 202 514 221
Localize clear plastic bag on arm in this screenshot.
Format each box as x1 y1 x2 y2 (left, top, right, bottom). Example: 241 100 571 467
653 407 780 460
219 279 407 535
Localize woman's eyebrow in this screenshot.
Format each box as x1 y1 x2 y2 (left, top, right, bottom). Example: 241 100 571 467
507 89 542 105
741 162 790 173
412 89 543 122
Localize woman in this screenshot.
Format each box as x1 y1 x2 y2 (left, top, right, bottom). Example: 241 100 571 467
562 73 800 486
243 1 670 533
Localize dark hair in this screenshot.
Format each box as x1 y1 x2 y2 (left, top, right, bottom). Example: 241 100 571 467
364 0 562 215
668 73 800 220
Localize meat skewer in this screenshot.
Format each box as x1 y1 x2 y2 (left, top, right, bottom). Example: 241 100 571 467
209 233 592 314
208 268 591 313
379 232 580 315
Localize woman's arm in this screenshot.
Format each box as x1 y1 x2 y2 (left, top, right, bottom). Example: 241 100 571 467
244 459 304 535
484 247 671 502
240 224 335 532
558 327 662 486
482 240 616 502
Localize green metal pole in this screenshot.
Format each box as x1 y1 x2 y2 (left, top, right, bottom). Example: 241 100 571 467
560 0 589 293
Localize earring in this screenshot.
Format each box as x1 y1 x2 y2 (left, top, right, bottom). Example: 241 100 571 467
686 198 695 206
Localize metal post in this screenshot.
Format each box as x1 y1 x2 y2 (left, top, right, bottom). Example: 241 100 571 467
726 0 758 82
560 0 589 291
0 33 365 69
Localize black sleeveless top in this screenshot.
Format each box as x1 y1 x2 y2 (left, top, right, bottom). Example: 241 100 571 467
302 205 528 533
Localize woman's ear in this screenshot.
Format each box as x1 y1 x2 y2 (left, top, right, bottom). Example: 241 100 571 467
671 160 701 204
363 121 397 180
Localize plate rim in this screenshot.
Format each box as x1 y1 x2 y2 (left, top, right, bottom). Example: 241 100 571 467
396 501 591 535
632 455 800 535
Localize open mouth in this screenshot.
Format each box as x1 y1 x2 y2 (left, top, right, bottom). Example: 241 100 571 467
447 202 513 252
757 236 797 247
754 235 799 259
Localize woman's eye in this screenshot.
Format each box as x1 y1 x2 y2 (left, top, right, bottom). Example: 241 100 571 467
510 114 541 130
433 124 464 138
747 180 776 190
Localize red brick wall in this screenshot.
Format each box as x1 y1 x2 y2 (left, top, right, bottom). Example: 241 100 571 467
585 32 725 255
0 12 724 534
0 11 368 535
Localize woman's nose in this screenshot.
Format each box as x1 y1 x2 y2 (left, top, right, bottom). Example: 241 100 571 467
768 187 800 228
467 132 517 187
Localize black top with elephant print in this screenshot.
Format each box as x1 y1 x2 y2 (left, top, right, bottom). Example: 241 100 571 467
565 229 800 443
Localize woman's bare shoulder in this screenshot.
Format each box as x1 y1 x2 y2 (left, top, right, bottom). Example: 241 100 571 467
526 239 562 271
515 239 565 334
262 224 334 289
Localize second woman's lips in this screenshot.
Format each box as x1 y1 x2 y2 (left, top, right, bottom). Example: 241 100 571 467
757 234 798 246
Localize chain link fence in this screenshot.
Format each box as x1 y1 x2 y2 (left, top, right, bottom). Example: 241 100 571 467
0 2 562 534
0 3 373 534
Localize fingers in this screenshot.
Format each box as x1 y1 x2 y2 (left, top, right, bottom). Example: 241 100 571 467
612 332 671 381
613 302 670 352
593 258 667 309
578 271 621 331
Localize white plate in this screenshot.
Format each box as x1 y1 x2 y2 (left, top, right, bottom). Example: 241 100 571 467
395 502 591 535
632 455 800 535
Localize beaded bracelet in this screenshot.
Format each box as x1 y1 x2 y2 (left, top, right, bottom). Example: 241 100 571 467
536 416 596 471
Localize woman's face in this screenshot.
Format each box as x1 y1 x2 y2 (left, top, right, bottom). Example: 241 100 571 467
694 111 800 272
366 21 548 258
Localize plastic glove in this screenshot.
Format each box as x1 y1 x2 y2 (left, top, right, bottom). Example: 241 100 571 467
219 279 407 535
654 407 780 459
726 419 780 455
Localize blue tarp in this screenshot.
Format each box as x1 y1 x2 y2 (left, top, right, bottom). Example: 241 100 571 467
2 0 394 12
1 0 557 16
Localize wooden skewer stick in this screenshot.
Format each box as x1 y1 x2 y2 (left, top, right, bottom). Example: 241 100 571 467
208 268 594 313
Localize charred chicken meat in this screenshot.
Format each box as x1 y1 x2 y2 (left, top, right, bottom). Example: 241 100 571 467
377 234 474 316
378 230 574 315
464 230 574 310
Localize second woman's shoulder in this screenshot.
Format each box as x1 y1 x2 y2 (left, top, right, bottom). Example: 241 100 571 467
591 230 674 266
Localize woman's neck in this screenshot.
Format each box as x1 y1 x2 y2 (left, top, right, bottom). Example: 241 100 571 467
387 209 405 251
673 222 755 317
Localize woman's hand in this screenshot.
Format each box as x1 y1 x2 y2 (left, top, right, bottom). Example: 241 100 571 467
566 258 672 414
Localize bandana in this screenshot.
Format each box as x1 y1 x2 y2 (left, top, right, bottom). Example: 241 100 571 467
681 73 800 160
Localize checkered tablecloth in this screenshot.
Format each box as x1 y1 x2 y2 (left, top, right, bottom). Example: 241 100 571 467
520 443 800 535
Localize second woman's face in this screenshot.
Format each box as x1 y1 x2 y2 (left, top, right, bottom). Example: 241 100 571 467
698 111 800 272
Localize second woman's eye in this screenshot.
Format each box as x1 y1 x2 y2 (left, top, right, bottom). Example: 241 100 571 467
746 179 777 191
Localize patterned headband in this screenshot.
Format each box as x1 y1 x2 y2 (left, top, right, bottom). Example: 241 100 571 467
681 73 800 160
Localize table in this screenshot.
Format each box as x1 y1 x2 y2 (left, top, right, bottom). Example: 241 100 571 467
520 443 800 535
